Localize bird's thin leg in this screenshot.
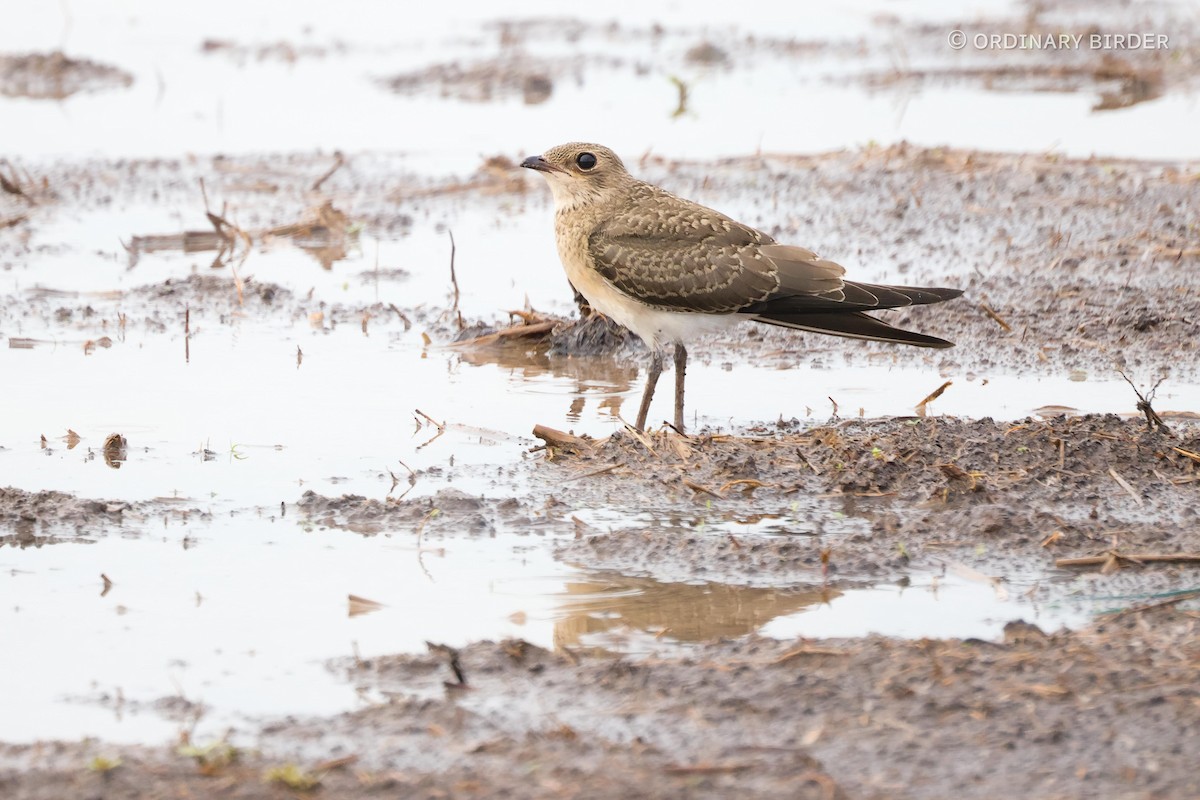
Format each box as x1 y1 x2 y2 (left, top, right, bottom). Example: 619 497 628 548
635 351 663 432
673 343 687 433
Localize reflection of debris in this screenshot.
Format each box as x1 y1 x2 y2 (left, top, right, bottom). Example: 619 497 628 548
125 187 250 271
0 51 133 99
266 200 356 270
124 231 228 264
83 336 114 355
103 433 128 469
126 199 357 271
522 74 554 104
1033 405 1080 418
865 62 1165 110
1092 56 1165 112
914 380 952 417
199 39 337 64
347 594 385 617
359 268 409 284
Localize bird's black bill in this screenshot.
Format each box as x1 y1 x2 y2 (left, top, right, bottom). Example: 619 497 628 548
521 155 562 174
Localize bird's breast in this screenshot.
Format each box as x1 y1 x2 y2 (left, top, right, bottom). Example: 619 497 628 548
551 210 741 348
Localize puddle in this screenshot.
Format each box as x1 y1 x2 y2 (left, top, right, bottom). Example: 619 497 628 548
2 0 1197 162
0 515 568 743
0 508 1089 744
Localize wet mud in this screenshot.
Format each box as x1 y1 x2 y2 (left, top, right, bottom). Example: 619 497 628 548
0 487 207 548
547 415 1200 605
3 610 1197 799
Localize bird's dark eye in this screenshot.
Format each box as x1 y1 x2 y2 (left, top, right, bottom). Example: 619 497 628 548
576 152 597 170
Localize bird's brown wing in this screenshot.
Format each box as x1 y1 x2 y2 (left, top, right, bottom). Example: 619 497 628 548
587 186 847 314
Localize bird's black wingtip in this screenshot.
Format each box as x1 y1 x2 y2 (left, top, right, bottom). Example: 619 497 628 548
917 287 964 303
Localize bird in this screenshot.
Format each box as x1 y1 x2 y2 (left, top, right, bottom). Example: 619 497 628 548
521 142 963 433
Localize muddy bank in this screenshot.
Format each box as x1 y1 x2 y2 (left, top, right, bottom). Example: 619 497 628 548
268 413 1200 612
296 487 539 538
3 146 1196 386
543 415 1200 593
3 607 1197 799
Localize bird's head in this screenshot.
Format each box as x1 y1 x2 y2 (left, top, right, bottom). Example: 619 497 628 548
521 143 631 210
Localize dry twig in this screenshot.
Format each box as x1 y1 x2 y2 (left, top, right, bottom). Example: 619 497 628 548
532 424 594 452
1118 370 1170 433
1055 551 1200 569
1107 467 1143 507
311 151 345 191
979 302 1012 332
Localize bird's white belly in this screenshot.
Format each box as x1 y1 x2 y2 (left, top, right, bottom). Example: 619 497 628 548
564 255 742 348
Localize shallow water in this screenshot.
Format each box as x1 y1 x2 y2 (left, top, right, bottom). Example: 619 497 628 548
0 515 1093 744
2 0 1197 163
1 200 1184 743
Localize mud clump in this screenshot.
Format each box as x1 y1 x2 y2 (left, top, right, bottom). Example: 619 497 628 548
0 487 126 547
0 51 132 99
685 41 730 67
131 274 291 307
547 312 642 357
297 488 530 538
0 488 214 548
449 310 642 358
